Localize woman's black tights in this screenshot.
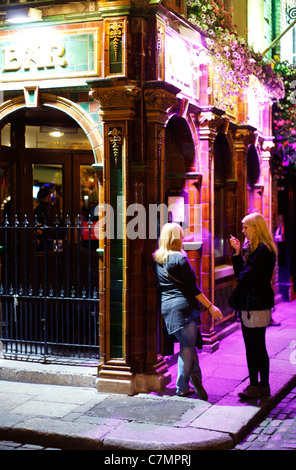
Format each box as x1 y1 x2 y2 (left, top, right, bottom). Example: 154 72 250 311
241 322 269 387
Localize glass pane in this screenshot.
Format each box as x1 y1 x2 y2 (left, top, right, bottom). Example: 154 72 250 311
0 165 12 224
1 124 11 147
80 165 98 223
26 126 91 150
32 164 63 224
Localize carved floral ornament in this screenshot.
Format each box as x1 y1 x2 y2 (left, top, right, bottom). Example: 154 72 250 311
144 90 178 112
90 86 141 109
198 111 225 140
108 127 122 165
109 21 123 61
262 140 274 152
198 111 223 129
198 111 259 150
157 23 165 57
235 128 254 145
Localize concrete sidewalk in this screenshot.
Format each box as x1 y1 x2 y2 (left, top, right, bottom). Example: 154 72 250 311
0 301 295 450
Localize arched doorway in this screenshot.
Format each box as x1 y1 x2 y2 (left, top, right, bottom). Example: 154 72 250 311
159 115 198 355
165 115 195 180
164 115 196 237
247 143 261 212
0 98 103 361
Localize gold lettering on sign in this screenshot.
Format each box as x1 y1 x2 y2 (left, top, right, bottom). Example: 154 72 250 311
2 44 67 72
3 47 21 71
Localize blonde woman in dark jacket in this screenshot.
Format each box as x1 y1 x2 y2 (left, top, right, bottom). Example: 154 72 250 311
154 223 222 398
230 213 277 400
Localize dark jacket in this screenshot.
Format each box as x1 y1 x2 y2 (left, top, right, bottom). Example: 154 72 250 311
155 252 202 335
230 243 276 311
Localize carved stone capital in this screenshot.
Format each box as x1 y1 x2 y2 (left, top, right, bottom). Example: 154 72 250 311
233 125 256 151
261 138 274 154
143 81 180 124
91 86 141 107
144 89 178 124
198 108 225 141
144 89 178 111
90 83 141 120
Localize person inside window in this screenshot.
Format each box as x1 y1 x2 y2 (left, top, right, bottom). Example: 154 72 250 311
34 187 57 250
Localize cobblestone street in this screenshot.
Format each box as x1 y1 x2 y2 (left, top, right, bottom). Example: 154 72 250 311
235 386 296 450
0 441 61 450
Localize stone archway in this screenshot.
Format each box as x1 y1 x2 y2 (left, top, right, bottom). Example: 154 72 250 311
165 115 195 179
0 91 106 363
0 92 103 166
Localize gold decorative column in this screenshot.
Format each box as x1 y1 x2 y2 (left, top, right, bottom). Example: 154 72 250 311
143 81 179 379
89 78 141 394
89 79 181 394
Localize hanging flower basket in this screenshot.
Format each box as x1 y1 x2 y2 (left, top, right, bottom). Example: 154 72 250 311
187 1 285 110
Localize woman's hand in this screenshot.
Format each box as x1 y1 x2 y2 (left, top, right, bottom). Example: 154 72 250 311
229 235 241 255
209 305 223 320
195 293 224 320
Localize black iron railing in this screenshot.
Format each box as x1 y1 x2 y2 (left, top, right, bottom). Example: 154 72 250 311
0 215 100 362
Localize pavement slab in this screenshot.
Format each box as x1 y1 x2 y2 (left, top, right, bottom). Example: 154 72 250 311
85 395 206 425
12 417 113 450
189 403 260 434
102 421 234 450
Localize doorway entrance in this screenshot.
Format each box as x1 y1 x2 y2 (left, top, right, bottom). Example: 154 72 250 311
0 107 100 361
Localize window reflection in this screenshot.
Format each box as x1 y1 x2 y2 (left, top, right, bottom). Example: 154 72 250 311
32 164 63 221
80 165 98 245
80 165 98 222
0 124 11 147
0 165 12 224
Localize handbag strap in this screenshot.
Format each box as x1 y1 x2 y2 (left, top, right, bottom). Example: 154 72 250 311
163 265 183 284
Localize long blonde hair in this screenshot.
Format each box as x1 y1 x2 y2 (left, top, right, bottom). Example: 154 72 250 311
153 222 185 264
242 212 277 255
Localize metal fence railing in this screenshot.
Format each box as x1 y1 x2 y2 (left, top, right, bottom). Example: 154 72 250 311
0 215 100 362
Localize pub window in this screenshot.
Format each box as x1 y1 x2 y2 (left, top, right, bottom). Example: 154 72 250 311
247 143 261 212
214 132 235 265
247 143 260 189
